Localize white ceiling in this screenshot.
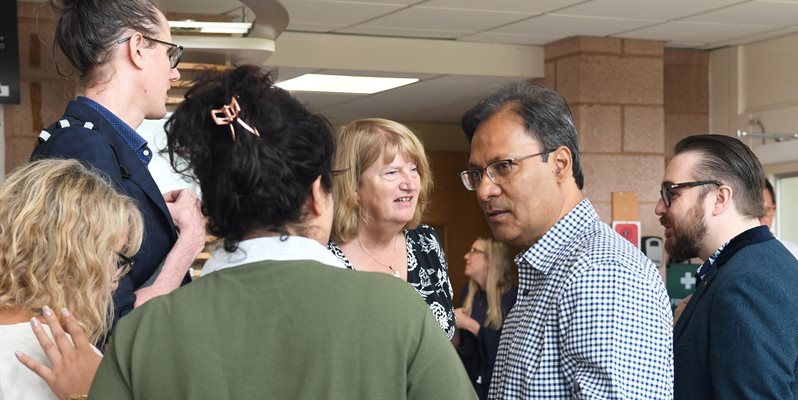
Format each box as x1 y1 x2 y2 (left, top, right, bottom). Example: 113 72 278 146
158 0 798 124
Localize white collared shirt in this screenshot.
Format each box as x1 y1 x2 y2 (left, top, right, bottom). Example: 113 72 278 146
202 236 346 276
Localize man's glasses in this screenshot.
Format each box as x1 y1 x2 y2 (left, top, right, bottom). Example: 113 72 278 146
459 150 553 191
115 252 134 281
660 181 722 207
117 34 183 69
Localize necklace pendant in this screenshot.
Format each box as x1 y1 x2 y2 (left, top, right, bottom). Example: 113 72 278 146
391 268 400 278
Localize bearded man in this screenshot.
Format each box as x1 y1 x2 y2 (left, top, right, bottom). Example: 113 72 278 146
657 134 798 399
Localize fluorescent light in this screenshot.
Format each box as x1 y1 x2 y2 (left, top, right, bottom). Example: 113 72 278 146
275 74 419 94
168 20 252 35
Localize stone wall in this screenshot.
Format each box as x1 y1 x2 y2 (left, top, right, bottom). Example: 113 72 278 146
4 3 77 173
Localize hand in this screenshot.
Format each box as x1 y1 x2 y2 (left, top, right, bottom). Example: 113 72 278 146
163 189 204 232
15 306 101 400
163 189 206 251
454 308 480 336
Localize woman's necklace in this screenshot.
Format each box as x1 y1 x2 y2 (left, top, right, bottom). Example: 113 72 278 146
357 234 401 278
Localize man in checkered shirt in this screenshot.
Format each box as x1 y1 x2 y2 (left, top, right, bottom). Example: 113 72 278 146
459 82 673 399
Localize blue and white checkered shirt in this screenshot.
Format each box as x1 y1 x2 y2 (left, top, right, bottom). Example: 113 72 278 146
489 199 673 399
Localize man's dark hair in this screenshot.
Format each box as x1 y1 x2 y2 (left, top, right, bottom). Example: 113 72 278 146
765 179 776 206
50 0 162 84
674 134 765 219
166 65 335 252
461 82 584 189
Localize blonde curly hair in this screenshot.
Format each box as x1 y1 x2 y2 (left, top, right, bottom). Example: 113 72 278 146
0 159 143 342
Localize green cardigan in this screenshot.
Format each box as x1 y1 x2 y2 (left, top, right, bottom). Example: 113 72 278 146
89 260 477 399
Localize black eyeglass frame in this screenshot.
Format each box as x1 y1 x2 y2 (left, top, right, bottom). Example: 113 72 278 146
459 149 554 191
117 34 184 69
660 180 722 207
115 252 135 281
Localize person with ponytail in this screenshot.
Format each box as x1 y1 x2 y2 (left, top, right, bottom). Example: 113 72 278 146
31 0 205 328
454 237 517 400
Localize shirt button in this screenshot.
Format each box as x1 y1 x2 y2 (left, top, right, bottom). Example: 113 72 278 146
143 150 150 156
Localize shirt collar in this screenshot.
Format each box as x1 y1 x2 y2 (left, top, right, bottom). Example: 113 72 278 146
77 96 152 166
201 236 346 276
515 198 598 275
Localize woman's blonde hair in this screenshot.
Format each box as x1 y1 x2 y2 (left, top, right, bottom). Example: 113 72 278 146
462 237 514 329
0 159 143 343
331 118 433 242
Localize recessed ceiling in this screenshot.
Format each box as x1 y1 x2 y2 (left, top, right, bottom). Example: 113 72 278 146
153 0 798 124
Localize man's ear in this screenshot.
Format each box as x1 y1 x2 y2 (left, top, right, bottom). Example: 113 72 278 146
551 146 573 183
123 32 147 69
711 184 734 216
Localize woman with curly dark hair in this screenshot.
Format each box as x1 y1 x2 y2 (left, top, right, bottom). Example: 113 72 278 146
20 65 477 400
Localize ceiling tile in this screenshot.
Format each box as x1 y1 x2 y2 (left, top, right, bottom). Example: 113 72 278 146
268 67 322 81
683 1 798 27
291 92 365 113
286 22 349 33
318 69 440 80
459 32 560 46
337 25 470 39
356 6 532 32
320 0 424 5
398 99 482 123
699 25 798 48
557 0 743 20
318 75 520 123
492 14 658 37
282 1 403 26
421 0 585 13
620 21 774 44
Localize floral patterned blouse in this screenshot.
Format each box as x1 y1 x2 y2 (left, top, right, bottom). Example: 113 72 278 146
328 224 456 339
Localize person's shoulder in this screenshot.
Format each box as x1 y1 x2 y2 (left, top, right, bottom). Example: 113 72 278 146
407 224 438 238
571 220 656 275
33 121 117 162
725 239 798 279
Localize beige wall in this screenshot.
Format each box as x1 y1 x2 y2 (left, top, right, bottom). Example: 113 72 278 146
710 33 798 171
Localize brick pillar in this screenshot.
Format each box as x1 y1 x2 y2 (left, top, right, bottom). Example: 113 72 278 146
545 36 665 238
4 3 78 174
664 49 709 160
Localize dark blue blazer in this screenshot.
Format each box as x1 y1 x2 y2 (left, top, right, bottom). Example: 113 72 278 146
674 226 798 399
31 100 184 323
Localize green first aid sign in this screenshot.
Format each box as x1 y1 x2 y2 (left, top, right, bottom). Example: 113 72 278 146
666 263 700 310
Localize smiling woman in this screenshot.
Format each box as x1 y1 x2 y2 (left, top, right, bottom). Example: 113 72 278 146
328 118 456 338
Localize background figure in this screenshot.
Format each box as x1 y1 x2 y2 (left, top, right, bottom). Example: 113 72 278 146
328 118 456 338
36 65 478 399
658 135 798 399
30 0 205 325
2 159 143 400
454 237 517 400
461 82 673 399
761 179 798 258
